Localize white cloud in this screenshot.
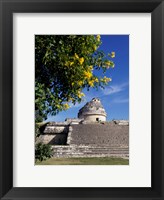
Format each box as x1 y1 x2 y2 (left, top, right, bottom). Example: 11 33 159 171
101 82 128 96
113 98 129 104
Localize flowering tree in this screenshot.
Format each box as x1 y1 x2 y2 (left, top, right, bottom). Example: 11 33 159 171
35 35 115 122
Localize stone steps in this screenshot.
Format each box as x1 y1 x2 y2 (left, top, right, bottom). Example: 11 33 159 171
51 145 129 158
52 146 128 149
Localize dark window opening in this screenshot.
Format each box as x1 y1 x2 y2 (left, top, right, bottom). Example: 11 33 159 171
96 118 99 121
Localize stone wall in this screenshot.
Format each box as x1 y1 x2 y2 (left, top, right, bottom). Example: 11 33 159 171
83 114 106 122
78 98 107 122
36 133 68 145
113 120 129 126
70 122 129 146
36 122 69 145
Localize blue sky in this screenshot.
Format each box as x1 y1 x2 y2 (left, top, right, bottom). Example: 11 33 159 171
47 35 129 122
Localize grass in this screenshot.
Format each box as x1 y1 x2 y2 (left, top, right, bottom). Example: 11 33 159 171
35 157 129 165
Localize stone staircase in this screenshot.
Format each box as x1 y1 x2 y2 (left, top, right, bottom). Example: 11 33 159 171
52 145 129 158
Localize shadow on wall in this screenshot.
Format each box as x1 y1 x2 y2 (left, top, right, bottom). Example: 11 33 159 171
48 133 68 145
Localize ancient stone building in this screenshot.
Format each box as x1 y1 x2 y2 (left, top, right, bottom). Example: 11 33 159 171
36 98 129 158
78 98 107 122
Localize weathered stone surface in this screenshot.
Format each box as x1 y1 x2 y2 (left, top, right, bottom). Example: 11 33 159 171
36 133 68 145
66 126 73 145
65 118 82 124
43 122 69 135
113 120 129 126
48 122 69 126
70 122 129 146
44 126 68 134
78 98 107 122
51 145 129 158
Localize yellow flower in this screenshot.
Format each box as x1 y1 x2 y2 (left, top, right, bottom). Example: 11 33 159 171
63 103 70 110
101 76 112 83
65 61 74 67
93 45 97 51
78 81 83 86
111 52 115 58
77 91 85 98
96 35 101 41
94 77 99 83
88 80 94 87
68 97 74 102
88 66 93 71
70 62 74 66
74 53 79 59
79 57 84 65
105 61 111 66
84 71 92 79
56 104 60 109
71 82 75 86
65 61 69 67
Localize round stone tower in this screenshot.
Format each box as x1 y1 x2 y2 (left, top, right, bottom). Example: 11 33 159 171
78 98 107 122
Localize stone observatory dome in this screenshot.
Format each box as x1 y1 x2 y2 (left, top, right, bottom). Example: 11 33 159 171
78 98 107 122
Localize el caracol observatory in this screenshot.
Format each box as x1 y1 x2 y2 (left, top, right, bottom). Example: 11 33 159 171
78 98 107 122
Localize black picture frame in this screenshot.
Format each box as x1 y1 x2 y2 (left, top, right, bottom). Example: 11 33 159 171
0 0 164 199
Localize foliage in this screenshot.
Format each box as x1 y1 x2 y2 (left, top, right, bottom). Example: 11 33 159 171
35 143 53 161
35 35 115 122
35 124 40 138
35 122 48 138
